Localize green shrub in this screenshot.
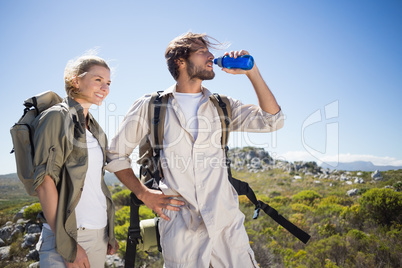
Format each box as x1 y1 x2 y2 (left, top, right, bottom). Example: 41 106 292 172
115 206 130 226
357 187 369 195
315 203 344 217
118 239 127 257
238 195 253 206
291 203 312 213
139 206 155 220
306 234 347 267
270 196 291 206
23 203 42 221
318 223 337 237
358 188 402 226
9 236 30 260
394 181 402 192
346 229 369 253
292 190 322 206
320 195 352 206
269 191 281 198
112 189 131 206
115 222 129 241
111 185 123 194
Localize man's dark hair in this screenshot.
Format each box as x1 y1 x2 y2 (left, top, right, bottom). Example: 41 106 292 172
165 32 222 80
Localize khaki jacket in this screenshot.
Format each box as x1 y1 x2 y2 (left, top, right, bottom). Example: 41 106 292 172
33 97 115 263
107 85 284 237
107 85 284 266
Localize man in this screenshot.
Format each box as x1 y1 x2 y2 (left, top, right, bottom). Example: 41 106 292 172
106 32 284 267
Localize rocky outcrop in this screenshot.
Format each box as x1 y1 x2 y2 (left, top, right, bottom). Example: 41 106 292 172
371 170 383 181
227 147 397 197
0 205 124 267
347 189 359 196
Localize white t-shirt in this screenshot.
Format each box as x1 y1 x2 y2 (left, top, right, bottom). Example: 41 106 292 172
75 129 107 229
174 92 203 140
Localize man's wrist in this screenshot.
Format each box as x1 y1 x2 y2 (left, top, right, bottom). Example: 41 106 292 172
136 185 149 201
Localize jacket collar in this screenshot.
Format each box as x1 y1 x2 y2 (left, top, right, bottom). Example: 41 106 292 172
63 97 96 125
161 84 213 98
63 97 86 134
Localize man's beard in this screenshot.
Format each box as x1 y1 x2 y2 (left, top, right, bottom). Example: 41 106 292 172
186 60 215 80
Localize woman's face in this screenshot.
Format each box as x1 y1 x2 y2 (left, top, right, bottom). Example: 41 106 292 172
73 65 110 107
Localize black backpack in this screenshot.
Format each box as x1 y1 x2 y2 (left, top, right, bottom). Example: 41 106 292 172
124 92 310 268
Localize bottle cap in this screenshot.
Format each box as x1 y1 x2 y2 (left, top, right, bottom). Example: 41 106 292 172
213 57 223 67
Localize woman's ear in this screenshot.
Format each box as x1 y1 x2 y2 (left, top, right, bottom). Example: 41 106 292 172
72 76 80 89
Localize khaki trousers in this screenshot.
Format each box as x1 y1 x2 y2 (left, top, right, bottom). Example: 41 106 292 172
38 226 108 267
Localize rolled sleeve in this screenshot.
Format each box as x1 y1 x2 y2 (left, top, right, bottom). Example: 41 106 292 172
106 95 150 173
260 107 284 130
32 108 72 190
104 157 132 173
229 96 284 133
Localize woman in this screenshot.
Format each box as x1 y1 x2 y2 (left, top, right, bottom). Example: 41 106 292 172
34 54 118 267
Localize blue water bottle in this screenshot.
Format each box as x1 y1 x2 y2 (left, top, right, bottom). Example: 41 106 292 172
213 55 254 70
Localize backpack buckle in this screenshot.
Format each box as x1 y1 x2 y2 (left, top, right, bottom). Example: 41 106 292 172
128 227 142 244
253 202 262 219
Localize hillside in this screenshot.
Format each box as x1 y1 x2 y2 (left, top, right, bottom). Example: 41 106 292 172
0 173 119 216
0 174 36 216
1 148 402 267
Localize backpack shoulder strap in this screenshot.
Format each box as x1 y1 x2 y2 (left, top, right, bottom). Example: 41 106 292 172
209 93 231 149
148 91 168 151
23 91 63 116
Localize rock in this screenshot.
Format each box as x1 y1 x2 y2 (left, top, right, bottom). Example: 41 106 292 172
21 233 40 249
347 189 359 196
294 175 302 180
0 225 13 242
0 238 5 247
246 150 257 161
345 181 353 185
17 218 29 225
26 249 39 261
14 205 28 221
256 149 267 157
357 172 363 176
371 170 383 181
27 224 41 234
249 157 262 169
105 254 124 268
11 227 23 239
0 245 11 260
29 262 40 268
354 177 364 184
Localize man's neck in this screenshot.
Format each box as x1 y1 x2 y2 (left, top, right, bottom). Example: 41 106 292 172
175 78 203 93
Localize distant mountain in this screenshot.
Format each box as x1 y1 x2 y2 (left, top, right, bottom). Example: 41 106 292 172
0 172 121 186
0 173 19 183
320 161 402 172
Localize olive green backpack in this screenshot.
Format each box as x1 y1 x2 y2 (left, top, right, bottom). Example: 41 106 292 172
10 91 63 196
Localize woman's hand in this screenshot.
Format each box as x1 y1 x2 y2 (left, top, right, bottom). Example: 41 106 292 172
64 244 90 268
107 239 120 255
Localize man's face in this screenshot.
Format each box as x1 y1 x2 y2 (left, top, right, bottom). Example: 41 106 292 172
185 41 215 81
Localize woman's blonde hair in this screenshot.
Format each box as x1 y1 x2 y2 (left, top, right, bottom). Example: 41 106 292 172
64 52 110 98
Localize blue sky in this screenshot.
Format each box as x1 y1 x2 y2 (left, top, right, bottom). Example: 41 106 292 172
1 0 401 175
